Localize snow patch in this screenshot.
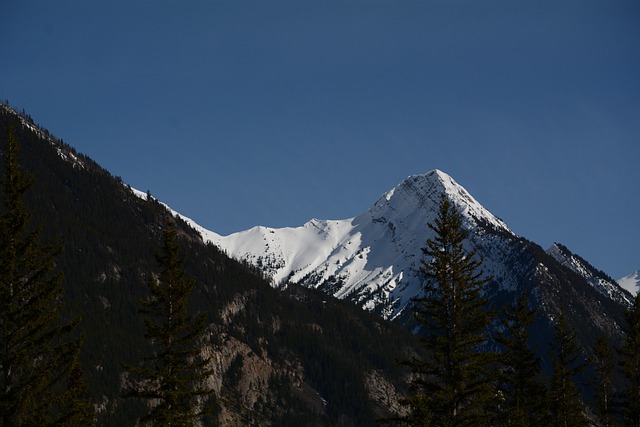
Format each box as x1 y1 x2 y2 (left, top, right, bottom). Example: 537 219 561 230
618 270 640 296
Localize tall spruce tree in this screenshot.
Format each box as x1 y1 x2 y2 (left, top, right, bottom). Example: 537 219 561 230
124 220 213 426
592 333 615 427
495 291 547 426
403 193 496 426
619 293 640 427
548 309 589 427
0 125 92 425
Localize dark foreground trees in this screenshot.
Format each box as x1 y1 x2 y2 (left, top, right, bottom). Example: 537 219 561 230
495 291 547 426
402 194 496 426
592 333 616 427
548 310 589 427
619 293 640 426
0 125 92 425
124 220 213 426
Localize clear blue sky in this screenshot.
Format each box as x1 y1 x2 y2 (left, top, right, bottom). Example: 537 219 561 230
1 0 638 279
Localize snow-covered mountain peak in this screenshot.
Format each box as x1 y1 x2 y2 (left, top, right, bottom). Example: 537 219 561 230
203 169 522 319
132 167 631 335
368 170 510 234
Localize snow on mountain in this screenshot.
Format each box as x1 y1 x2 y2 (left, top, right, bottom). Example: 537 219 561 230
547 243 634 305
132 168 634 329
618 270 640 296
129 167 633 361
130 187 226 241
206 170 519 319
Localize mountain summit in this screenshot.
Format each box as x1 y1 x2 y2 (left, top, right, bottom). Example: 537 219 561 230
373 170 510 234
208 168 633 370
210 170 511 320
210 170 632 325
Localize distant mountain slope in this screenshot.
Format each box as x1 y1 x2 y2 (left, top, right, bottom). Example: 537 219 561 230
618 269 640 296
0 103 420 426
547 242 633 304
209 169 633 369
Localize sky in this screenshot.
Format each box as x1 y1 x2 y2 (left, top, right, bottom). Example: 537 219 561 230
1 0 639 279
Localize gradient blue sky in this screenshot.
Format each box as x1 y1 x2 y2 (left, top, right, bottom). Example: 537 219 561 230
1 1 638 279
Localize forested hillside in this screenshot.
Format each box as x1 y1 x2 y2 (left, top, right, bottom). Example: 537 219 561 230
0 104 421 426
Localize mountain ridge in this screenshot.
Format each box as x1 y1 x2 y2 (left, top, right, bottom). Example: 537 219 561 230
1 102 423 426
201 165 633 376
200 171 522 320
547 242 634 304
142 166 635 326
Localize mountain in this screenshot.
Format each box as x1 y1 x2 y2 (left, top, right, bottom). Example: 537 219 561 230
618 270 640 296
3 102 636 423
210 169 634 366
207 170 512 320
0 103 421 426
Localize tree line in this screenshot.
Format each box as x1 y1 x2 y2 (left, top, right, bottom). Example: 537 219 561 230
394 194 640 427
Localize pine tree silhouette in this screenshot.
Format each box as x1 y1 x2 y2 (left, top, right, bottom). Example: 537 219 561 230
124 220 214 426
548 309 589 427
403 193 496 426
619 293 640 427
495 291 548 426
0 125 92 425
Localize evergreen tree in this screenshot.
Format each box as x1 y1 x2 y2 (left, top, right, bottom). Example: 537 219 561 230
397 393 430 427
0 125 92 425
592 333 615 427
124 220 214 426
403 193 496 426
619 293 640 427
495 291 547 426
548 309 589 427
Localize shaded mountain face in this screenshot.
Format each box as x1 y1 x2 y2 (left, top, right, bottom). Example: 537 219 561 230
211 169 633 362
0 104 421 426
547 242 633 305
